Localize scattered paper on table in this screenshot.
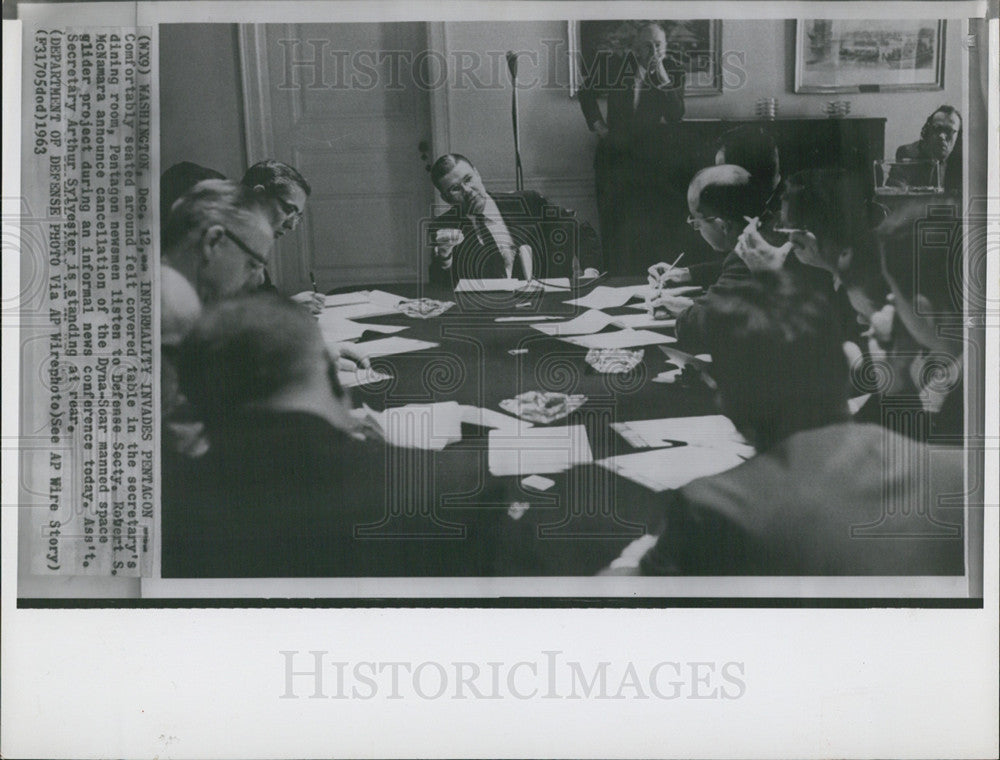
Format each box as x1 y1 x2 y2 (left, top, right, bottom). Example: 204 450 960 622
596 445 748 492
521 474 555 491
564 284 649 309
611 414 751 453
324 302 401 320
531 309 614 336
367 289 407 308
338 366 394 389
354 336 439 357
378 401 463 450
325 291 371 307
488 424 593 476
318 316 407 343
561 328 676 349
610 313 677 330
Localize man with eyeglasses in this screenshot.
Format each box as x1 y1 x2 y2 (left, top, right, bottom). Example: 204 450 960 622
893 105 963 193
161 179 277 455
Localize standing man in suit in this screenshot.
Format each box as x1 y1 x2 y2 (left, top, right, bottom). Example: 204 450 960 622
608 270 965 576
577 22 691 274
427 154 600 286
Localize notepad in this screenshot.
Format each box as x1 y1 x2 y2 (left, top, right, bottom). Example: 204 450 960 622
353 336 439 357
488 424 593 476
378 401 463 450
561 328 676 349
611 415 752 453
596 445 748 492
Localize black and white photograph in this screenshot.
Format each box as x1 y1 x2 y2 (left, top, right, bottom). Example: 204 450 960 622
2 1 997 757
144 16 985 593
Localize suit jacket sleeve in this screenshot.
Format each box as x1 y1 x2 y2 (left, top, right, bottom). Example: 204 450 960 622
577 55 608 131
639 488 749 575
675 251 751 350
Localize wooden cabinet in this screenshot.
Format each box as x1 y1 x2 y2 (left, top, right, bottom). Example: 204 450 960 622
672 116 887 186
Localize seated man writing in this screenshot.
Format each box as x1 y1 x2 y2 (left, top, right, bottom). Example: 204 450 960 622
427 153 601 286
610 270 965 576
648 164 757 347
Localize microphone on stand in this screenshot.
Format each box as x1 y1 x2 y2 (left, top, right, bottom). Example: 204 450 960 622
506 50 524 191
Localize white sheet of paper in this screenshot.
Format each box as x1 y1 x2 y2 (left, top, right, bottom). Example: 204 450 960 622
488 424 593 476
610 313 677 330
459 405 531 433
530 309 615 336
848 394 873 415
324 302 401 320
596 445 748 492
366 289 407 308
318 317 407 343
564 284 649 309
561 328 676 349
454 278 522 292
353 336 439 357
324 291 371 307
338 367 394 389
611 414 751 451
378 401 463 450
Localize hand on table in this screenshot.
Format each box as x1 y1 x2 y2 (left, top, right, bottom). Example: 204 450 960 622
290 290 325 315
735 221 792 273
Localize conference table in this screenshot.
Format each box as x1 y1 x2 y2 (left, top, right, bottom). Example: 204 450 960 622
328 276 724 576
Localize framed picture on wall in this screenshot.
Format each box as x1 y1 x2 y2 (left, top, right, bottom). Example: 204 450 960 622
794 19 946 92
567 19 722 97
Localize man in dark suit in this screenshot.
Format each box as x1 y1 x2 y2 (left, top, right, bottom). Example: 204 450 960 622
577 22 693 274
610 270 965 576
891 105 962 192
427 154 601 286
162 292 500 577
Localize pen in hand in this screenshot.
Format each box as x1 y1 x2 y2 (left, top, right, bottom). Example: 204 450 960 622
309 270 319 293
